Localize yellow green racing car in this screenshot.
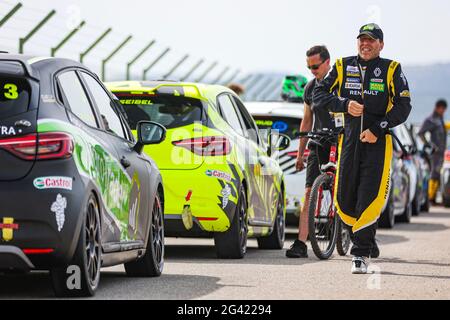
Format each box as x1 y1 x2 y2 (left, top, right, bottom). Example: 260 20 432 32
106 81 289 258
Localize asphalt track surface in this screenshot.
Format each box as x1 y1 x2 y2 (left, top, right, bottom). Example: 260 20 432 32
1 206 449 300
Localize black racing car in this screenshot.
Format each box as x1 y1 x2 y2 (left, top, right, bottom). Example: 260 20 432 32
0 54 166 297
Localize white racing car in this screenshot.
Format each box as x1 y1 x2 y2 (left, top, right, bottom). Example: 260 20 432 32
245 101 305 225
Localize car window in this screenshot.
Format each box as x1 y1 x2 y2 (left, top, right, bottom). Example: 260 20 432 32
58 71 98 127
232 96 260 143
112 92 203 130
217 94 244 136
81 73 126 139
252 115 301 140
0 75 31 119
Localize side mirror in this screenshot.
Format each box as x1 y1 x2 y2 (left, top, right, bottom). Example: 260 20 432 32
275 133 291 151
134 121 166 154
267 129 291 156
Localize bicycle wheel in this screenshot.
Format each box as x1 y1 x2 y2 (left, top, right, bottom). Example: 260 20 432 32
336 216 351 256
308 173 338 260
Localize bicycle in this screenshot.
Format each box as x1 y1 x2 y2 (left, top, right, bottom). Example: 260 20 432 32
297 129 351 260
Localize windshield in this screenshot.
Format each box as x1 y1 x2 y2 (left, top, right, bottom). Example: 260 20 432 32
113 93 203 130
252 115 301 140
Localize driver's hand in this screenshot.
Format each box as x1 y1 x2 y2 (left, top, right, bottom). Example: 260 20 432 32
348 101 364 117
296 155 305 172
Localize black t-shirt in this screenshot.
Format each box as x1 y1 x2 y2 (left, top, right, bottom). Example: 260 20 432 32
304 79 335 131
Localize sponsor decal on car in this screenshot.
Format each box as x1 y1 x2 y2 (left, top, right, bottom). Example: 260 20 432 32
51 194 67 232
0 126 18 136
221 185 232 209
0 217 18 242
33 176 73 190
119 99 153 105
41 94 56 103
255 119 273 127
206 170 232 182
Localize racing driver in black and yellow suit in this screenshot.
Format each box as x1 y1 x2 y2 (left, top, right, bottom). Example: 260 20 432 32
313 23 412 274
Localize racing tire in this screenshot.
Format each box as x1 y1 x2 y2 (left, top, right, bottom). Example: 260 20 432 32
125 193 164 277
214 186 248 259
336 217 351 256
420 192 430 213
379 189 395 228
411 191 421 216
444 195 450 208
257 193 285 250
397 194 412 223
51 193 102 297
308 173 338 260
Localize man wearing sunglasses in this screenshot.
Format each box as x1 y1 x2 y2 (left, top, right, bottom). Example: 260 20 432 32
286 45 337 258
313 24 412 273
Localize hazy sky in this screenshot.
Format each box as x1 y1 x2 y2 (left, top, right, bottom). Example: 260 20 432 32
1 0 450 78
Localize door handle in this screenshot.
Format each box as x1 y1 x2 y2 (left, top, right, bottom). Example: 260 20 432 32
120 157 131 168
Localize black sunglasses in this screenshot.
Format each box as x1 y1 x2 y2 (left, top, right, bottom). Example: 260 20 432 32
307 60 325 70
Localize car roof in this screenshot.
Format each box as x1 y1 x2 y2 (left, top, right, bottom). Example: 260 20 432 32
105 80 235 102
244 101 304 119
0 53 93 80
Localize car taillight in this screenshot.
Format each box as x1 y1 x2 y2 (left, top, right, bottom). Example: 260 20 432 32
172 136 231 156
0 132 73 160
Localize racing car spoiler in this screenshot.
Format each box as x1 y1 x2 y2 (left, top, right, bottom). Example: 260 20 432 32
107 82 208 101
0 57 39 82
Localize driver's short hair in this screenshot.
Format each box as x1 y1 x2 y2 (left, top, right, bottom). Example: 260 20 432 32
436 99 448 109
306 45 330 62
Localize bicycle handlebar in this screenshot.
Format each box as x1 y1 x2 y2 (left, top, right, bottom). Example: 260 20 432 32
296 129 409 156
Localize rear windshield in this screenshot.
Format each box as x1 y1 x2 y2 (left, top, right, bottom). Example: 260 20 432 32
0 76 30 119
252 115 301 140
113 93 202 130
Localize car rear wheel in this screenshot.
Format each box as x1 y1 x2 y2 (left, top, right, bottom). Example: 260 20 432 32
379 189 395 228
397 194 412 223
420 191 430 212
125 193 164 277
257 193 285 249
214 186 248 259
412 190 421 216
51 193 101 297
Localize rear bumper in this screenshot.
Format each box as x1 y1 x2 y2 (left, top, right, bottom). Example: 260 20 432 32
0 158 87 270
160 162 241 234
0 246 35 271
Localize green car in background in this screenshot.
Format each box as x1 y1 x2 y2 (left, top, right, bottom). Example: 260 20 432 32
107 81 290 259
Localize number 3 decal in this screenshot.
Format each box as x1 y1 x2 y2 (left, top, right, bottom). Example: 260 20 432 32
4 83 19 99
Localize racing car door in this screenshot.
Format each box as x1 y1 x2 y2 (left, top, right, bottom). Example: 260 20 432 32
231 96 279 224
79 71 151 245
217 94 267 222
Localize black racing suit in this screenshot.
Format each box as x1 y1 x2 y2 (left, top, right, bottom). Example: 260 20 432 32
313 56 412 257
